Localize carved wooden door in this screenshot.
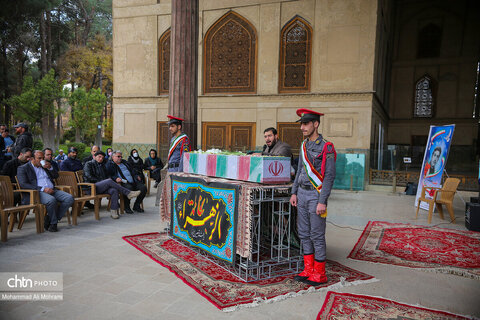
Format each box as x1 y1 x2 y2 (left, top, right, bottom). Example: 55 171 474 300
202 122 255 151
277 122 303 156
157 121 170 162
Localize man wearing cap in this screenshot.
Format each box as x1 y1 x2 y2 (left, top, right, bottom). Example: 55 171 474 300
166 115 191 172
55 149 67 163
59 147 83 172
289 108 336 286
84 151 141 219
9 122 33 157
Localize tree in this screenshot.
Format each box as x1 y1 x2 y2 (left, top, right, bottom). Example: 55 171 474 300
8 69 65 148
67 86 106 143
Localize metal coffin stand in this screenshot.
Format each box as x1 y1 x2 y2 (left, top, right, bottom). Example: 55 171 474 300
170 185 302 282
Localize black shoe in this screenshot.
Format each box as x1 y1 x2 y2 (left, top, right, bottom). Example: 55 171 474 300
124 207 134 214
133 206 144 213
84 202 94 209
48 224 58 232
154 181 159 188
44 215 50 231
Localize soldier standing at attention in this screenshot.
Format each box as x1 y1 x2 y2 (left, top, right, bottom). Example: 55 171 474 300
167 115 191 172
289 108 336 286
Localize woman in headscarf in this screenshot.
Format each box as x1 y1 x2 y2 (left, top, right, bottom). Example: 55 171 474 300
105 148 113 161
127 148 145 184
144 149 164 188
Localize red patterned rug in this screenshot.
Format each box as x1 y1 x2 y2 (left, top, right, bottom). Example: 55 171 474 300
123 232 375 311
348 221 480 279
317 291 472 319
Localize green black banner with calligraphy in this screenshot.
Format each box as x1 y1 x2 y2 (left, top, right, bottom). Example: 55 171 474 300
170 175 239 265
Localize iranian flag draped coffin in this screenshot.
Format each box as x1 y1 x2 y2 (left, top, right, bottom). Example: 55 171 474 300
183 153 291 184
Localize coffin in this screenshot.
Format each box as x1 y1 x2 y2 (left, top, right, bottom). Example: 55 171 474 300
183 152 291 184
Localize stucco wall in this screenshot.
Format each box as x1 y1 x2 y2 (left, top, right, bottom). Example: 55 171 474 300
112 0 379 150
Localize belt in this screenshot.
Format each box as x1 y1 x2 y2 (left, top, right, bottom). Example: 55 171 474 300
168 163 179 168
299 184 315 191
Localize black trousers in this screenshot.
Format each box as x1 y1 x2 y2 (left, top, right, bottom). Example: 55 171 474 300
122 181 147 208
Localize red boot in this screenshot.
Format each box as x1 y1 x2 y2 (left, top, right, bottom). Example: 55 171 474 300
294 254 314 282
305 261 328 286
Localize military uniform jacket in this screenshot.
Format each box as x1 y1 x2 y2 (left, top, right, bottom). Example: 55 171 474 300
168 134 191 172
291 134 336 205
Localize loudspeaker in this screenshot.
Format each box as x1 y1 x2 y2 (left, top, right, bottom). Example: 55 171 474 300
465 202 480 232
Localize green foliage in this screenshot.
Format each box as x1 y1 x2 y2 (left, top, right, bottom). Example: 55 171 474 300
79 151 91 161
67 142 86 155
104 117 113 142
8 69 65 133
67 86 106 142
61 128 76 144
32 140 44 151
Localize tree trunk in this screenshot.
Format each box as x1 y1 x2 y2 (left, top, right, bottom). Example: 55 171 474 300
0 42 9 124
95 70 103 148
39 11 47 76
46 10 52 71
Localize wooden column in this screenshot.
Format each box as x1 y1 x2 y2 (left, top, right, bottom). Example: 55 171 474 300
169 0 199 149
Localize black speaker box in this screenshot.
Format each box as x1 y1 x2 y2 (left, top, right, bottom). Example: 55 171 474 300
465 202 480 232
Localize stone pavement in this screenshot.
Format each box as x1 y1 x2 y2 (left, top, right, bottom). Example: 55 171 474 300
1 188 479 319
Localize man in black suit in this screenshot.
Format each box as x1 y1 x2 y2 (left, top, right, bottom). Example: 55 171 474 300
106 151 146 213
17 150 74 232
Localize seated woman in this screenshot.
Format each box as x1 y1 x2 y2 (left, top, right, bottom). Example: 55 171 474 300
127 148 145 184
144 149 164 188
105 148 113 161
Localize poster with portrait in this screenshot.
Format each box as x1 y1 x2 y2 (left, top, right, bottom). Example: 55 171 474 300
415 125 455 210
170 175 239 266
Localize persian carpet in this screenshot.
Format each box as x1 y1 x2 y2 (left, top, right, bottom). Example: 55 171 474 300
123 232 375 311
348 221 480 279
317 291 472 319
317 291 471 320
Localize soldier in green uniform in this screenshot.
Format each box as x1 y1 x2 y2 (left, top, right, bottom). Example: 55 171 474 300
290 108 336 286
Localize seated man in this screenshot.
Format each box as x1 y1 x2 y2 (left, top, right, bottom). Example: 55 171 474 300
261 127 292 157
84 151 140 219
43 148 59 172
60 147 93 209
82 145 100 165
1 147 32 183
59 147 83 172
106 151 147 213
55 149 67 163
17 150 74 232
1 147 32 205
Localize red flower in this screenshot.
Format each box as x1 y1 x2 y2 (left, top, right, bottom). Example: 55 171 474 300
226 247 231 258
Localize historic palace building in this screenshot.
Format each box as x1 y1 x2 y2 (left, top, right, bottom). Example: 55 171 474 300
112 0 479 187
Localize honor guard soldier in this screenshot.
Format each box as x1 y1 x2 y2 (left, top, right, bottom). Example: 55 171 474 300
167 115 191 172
289 108 336 286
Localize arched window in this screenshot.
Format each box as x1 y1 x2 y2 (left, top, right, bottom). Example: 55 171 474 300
158 29 171 94
279 16 312 93
203 11 257 94
414 75 434 117
417 23 442 59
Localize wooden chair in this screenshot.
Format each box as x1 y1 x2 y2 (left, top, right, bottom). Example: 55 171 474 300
75 170 116 214
415 177 460 224
56 171 98 225
0 175 42 242
144 170 152 195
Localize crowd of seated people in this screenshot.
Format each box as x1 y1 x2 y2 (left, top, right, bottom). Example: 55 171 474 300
1 141 165 235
